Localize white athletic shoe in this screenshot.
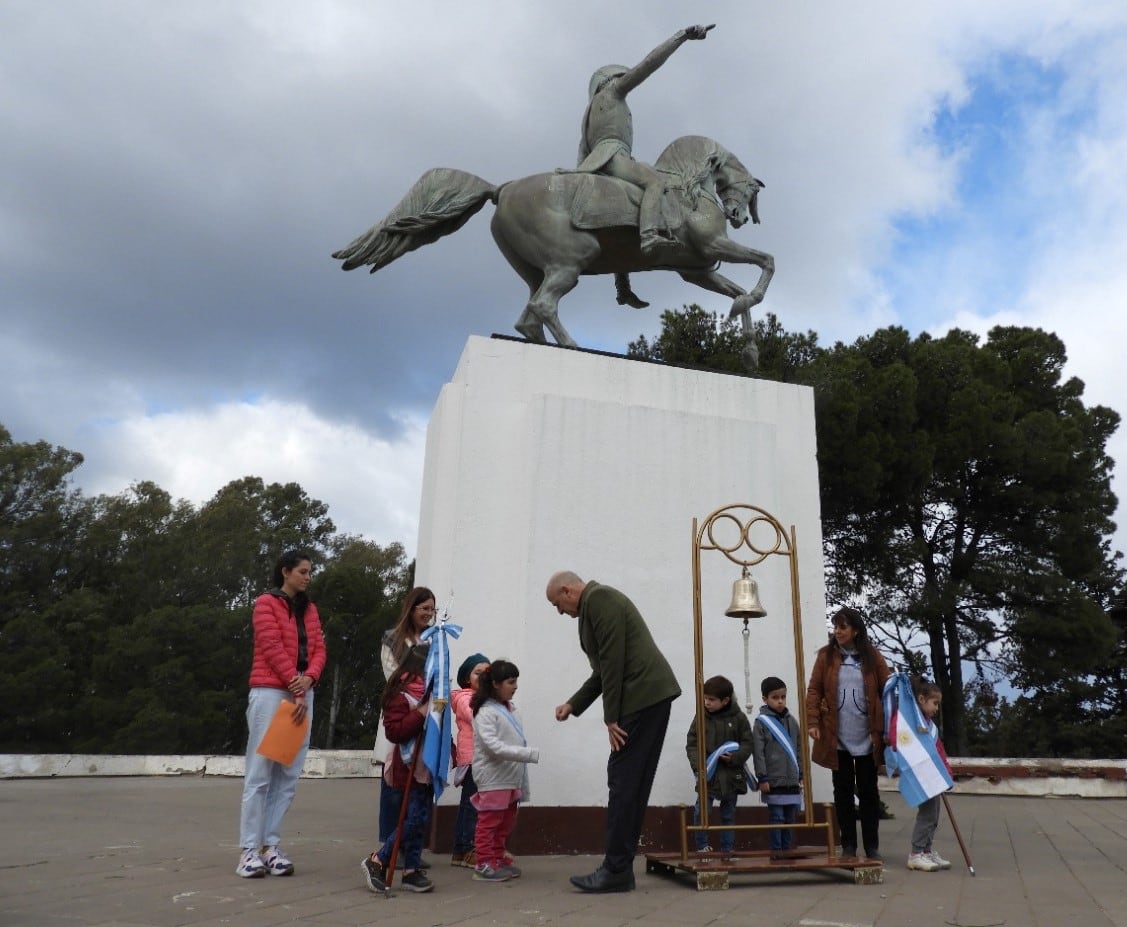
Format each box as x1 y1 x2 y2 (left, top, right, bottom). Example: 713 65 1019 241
928 849 952 869
907 851 940 872
236 849 266 878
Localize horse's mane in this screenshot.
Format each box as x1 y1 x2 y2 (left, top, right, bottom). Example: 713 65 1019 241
655 135 745 203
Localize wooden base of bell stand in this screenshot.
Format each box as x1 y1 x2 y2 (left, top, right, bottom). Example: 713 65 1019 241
644 847 883 890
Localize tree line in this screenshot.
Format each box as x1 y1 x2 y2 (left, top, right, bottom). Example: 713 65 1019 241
630 308 1126 756
0 431 410 754
2 310 1123 758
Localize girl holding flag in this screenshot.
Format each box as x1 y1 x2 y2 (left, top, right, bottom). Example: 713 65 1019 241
883 675 954 872
362 645 435 894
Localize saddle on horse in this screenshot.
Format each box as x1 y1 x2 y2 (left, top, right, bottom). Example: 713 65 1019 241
557 171 685 237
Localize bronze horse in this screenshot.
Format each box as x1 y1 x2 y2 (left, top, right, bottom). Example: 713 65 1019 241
333 135 774 362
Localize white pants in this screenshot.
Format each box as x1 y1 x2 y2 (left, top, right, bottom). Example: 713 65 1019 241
239 686 313 850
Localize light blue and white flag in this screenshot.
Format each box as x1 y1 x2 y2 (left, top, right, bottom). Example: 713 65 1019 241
882 672 953 808
420 607 462 801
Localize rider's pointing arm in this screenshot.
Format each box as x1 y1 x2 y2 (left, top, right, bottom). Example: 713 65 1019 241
614 24 714 98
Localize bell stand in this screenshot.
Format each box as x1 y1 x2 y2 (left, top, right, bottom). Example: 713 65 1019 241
644 503 882 889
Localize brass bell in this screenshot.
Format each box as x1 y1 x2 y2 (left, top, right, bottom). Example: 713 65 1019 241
725 566 767 619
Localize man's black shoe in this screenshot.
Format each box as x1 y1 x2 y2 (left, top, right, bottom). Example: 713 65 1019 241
569 866 635 893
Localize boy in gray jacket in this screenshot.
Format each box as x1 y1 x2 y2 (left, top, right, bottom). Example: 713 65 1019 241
752 676 803 854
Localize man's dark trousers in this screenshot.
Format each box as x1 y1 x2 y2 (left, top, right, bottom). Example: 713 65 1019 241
603 696 674 873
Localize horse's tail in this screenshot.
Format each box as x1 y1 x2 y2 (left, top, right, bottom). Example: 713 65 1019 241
333 168 498 273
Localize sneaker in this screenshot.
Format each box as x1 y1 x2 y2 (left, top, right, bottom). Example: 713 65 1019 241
500 863 522 879
928 849 952 869
400 870 434 893
261 845 294 876
236 849 266 878
908 851 940 872
472 863 511 882
361 856 387 893
461 848 477 869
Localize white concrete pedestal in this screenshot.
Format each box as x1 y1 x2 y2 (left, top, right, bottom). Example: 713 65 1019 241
416 336 828 809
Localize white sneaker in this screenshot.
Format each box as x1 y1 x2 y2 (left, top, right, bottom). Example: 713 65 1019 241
928 849 952 869
907 851 940 872
236 849 266 878
261 845 294 876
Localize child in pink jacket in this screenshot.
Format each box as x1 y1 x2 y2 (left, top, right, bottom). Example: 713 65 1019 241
450 652 490 867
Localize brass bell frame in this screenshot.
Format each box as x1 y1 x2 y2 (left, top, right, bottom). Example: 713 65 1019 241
654 502 853 881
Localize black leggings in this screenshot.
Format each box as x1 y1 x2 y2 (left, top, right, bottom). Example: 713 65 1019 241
832 749 880 853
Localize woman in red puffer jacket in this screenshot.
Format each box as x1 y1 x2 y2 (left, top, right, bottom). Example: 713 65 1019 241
236 550 327 880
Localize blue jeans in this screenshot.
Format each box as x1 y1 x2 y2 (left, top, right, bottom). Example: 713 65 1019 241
376 780 433 872
694 792 738 851
768 803 798 851
452 766 479 855
239 687 313 850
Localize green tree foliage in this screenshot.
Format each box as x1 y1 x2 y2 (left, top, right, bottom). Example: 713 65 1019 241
628 311 1123 756
975 586 1127 758
0 425 87 611
627 305 819 382
811 326 1121 753
628 304 752 373
310 537 410 749
0 425 403 753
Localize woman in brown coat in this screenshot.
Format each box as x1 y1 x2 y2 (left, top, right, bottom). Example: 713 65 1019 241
805 607 891 860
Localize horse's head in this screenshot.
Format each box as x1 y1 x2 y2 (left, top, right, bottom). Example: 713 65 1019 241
717 175 765 228
655 136 765 229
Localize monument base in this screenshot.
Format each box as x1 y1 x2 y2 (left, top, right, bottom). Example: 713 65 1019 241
416 335 828 818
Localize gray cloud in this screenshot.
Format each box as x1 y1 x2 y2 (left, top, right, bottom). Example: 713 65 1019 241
2 1 1125 553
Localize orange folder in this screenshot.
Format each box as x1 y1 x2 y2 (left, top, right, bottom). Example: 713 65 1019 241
255 700 310 766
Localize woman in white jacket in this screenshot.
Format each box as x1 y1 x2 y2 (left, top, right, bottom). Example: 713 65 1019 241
470 660 539 882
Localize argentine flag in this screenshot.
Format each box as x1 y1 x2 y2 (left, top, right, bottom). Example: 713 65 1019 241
420 614 461 801
882 673 954 808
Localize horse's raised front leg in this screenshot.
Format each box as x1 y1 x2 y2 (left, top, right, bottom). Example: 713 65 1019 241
678 267 762 369
698 238 776 311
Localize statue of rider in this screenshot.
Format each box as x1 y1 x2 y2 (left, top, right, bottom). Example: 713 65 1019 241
574 24 713 309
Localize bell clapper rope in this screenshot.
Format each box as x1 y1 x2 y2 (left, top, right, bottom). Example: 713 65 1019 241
742 619 753 712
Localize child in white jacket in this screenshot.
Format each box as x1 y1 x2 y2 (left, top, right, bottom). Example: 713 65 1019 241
470 660 539 882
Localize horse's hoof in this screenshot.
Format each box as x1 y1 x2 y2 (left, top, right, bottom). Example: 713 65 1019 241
515 322 546 343
742 343 760 371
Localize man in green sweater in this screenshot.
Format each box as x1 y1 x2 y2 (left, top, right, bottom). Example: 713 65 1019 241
547 571 681 893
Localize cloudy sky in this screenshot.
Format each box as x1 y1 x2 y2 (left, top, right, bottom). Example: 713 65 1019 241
3 1 1126 560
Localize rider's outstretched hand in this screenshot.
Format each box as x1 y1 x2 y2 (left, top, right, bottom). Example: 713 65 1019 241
685 24 715 40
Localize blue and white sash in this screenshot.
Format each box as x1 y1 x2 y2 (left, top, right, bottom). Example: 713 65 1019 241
705 740 757 790
755 714 802 780
494 701 527 744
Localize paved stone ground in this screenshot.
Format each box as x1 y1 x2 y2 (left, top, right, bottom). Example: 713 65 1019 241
2 776 1126 927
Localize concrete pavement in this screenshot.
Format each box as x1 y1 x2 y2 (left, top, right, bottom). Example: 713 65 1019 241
3 776 1126 927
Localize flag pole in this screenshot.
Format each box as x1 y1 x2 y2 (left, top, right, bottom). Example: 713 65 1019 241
940 793 975 876
384 729 425 894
